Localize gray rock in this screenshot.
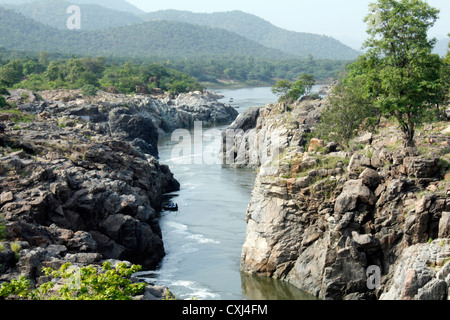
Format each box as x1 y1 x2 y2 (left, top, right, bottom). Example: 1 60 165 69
359 168 381 190
334 180 376 215
351 232 381 254
438 212 450 238
416 279 447 300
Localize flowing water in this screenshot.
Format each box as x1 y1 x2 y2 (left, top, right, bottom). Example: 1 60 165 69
137 87 319 300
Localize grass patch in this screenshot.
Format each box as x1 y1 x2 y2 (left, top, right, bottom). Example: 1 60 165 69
0 108 35 123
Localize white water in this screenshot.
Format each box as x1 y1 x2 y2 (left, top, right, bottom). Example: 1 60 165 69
136 87 319 300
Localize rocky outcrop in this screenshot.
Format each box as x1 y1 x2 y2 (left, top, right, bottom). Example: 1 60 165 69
222 99 324 168
1 88 236 295
7 89 238 159
230 98 450 300
0 120 179 275
36 89 238 133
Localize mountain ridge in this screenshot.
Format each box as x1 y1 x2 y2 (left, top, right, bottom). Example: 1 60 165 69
0 0 144 15
0 7 292 60
143 9 361 60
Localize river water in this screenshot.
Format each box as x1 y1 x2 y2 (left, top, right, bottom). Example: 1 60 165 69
137 87 318 300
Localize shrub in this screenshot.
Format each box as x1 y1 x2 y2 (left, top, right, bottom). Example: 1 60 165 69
0 215 6 241
0 94 7 108
81 84 98 97
0 261 147 300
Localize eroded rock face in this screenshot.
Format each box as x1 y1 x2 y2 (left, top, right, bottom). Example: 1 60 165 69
1 124 179 272
1 89 245 287
231 98 450 300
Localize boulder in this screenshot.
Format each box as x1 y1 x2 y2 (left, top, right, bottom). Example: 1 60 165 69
308 138 324 153
1 191 14 205
438 212 450 238
334 180 376 215
359 168 381 190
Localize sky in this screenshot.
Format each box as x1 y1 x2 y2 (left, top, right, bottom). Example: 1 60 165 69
126 0 450 50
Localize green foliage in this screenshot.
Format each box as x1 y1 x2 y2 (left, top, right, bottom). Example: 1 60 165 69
316 57 380 148
357 0 444 147
0 54 203 95
81 84 98 97
0 94 6 108
0 261 147 300
10 242 21 261
271 75 311 103
271 80 292 101
298 73 316 95
143 9 360 60
0 60 23 87
0 216 6 241
165 56 348 85
0 8 288 60
0 276 32 299
0 108 34 123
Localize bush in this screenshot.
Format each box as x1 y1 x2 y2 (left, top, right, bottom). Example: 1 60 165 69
0 95 6 108
81 84 98 97
0 261 147 300
0 216 6 240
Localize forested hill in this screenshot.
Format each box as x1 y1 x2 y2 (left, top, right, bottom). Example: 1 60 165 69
143 10 361 60
0 8 291 59
0 0 144 15
1 0 141 30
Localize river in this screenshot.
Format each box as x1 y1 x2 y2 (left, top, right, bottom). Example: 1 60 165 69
137 87 319 300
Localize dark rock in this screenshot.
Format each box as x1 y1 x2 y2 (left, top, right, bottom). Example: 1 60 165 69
108 108 159 158
359 168 381 190
334 180 376 215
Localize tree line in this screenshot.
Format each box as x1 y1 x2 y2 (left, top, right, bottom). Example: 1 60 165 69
0 53 204 97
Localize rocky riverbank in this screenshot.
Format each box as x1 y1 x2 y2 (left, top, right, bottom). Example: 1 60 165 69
225 96 450 300
0 89 238 299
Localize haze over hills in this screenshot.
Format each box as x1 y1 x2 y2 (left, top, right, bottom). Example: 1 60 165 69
143 9 361 60
0 0 144 15
0 7 291 59
0 0 361 60
1 0 142 30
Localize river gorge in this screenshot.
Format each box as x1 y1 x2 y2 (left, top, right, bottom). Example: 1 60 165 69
136 87 318 300
1 84 448 301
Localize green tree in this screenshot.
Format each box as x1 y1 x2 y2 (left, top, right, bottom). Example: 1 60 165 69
288 78 306 102
38 51 49 67
271 79 292 101
298 73 315 96
316 57 380 148
271 77 306 103
45 61 60 81
81 84 98 97
0 60 24 87
0 94 7 109
359 0 443 148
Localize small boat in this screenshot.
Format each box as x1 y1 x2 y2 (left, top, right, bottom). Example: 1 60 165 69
229 98 234 103
163 203 179 212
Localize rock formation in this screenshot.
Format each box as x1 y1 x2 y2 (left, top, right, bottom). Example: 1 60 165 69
0 88 238 296
226 97 450 300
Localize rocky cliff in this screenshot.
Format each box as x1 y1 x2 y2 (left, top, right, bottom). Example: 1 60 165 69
0 89 238 295
226 97 450 300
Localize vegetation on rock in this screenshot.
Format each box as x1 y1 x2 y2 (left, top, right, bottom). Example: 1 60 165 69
0 261 146 300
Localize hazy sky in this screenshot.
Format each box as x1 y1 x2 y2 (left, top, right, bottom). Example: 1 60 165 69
127 0 449 49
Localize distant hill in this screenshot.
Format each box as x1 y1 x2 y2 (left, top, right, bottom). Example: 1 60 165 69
143 10 361 60
0 7 291 59
2 0 142 30
0 0 144 15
